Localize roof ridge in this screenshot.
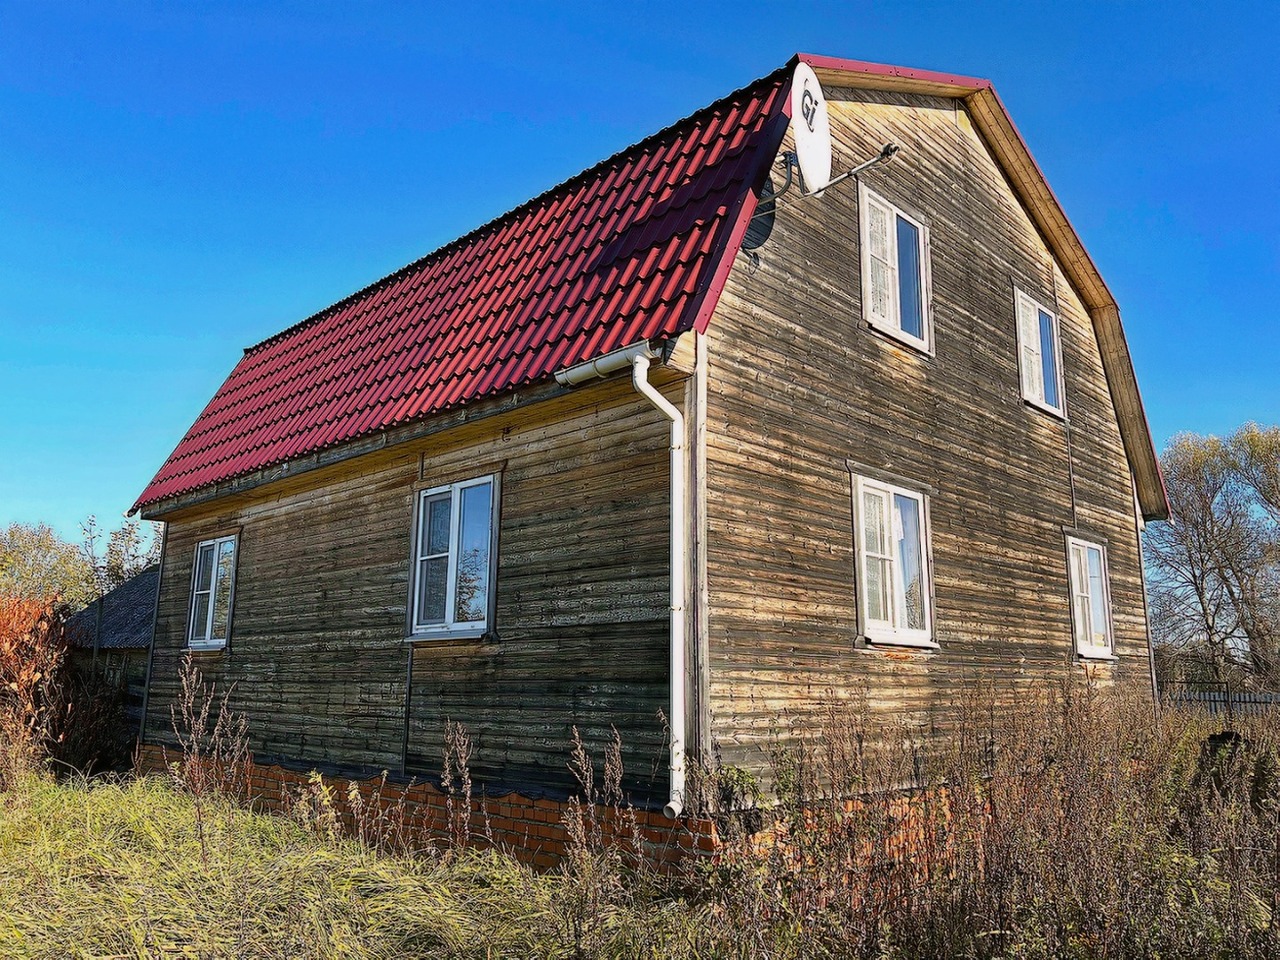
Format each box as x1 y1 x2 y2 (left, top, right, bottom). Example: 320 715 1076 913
244 63 791 358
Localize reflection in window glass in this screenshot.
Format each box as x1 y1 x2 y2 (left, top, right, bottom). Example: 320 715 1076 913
455 482 492 623
420 556 449 623
188 535 236 648
894 494 925 631
1086 547 1108 646
426 496 451 555
212 540 235 640
412 477 496 634
856 477 932 645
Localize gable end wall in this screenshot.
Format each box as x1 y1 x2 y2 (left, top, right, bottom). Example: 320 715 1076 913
702 88 1148 780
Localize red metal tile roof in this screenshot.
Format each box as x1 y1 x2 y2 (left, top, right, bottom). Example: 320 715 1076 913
134 68 789 513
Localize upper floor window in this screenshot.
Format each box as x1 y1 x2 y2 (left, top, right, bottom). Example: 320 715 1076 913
188 534 237 650
1015 289 1065 416
853 474 935 647
859 184 932 353
410 475 498 638
1066 536 1113 659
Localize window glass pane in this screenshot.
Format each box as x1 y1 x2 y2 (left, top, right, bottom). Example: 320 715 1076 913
195 543 215 592
1073 593 1092 645
454 482 492 623
419 557 449 624
211 540 235 641
190 592 210 642
894 494 926 630
895 216 923 339
1039 311 1060 408
862 490 887 555
867 201 891 261
1022 344 1043 400
423 495 452 556
1017 298 1042 400
1087 547 1108 646
869 258 893 323
866 557 890 623
1071 544 1089 593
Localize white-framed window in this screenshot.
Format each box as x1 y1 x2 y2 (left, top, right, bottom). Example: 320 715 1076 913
859 183 932 352
1066 536 1114 659
410 474 498 638
1015 288 1065 416
187 534 237 650
853 475 935 647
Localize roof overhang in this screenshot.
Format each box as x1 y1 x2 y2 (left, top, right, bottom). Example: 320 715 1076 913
797 54 1168 521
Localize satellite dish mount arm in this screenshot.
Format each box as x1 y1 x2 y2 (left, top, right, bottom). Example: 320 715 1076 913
750 143 900 222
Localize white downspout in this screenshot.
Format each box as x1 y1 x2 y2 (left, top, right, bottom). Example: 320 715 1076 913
555 340 687 819
630 354 687 820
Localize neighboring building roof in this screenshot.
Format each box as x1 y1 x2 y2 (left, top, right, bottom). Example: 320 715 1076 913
66 565 159 651
133 54 1167 520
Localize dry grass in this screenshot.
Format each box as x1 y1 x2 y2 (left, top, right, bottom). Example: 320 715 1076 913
2 644 1278 957
0 773 550 957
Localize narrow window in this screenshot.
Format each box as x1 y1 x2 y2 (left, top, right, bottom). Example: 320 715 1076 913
859 183 931 352
853 475 935 647
188 534 237 650
1066 536 1113 659
1015 289 1065 416
410 475 498 637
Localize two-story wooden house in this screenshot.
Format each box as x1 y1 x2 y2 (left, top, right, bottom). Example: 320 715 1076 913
133 54 1167 823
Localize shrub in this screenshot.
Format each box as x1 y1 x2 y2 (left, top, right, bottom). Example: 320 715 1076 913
0 597 68 785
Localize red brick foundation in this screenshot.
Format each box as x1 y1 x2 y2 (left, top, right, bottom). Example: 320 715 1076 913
136 742 718 870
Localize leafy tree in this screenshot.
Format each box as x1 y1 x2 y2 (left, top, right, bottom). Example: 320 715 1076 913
1144 425 1280 687
0 517 161 612
79 516 161 597
0 523 95 610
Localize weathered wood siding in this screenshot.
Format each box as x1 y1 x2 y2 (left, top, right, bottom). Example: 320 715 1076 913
702 88 1149 776
144 379 680 803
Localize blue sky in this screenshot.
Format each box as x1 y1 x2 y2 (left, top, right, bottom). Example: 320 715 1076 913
2 1 1276 541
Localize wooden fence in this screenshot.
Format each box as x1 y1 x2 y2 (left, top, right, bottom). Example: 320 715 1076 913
1160 683 1280 721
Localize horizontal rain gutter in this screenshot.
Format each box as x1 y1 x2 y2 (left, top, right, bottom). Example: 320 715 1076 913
555 339 688 819
553 340 662 387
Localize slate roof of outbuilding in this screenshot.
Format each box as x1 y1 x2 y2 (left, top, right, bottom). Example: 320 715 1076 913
132 67 790 512
66 565 160 651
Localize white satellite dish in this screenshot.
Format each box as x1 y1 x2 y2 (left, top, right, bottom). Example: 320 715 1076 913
789 62 831 196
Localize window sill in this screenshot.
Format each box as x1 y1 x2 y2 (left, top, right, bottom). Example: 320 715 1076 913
865 318 933 357
863 633 939 651
186 641 226 654
1022 396 1067 421
1077 650 1118 662
404 626 491 643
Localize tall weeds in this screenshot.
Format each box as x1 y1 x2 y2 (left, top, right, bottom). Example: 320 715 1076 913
707 678 1280 959
146 665 1280 957
165 653 252 863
